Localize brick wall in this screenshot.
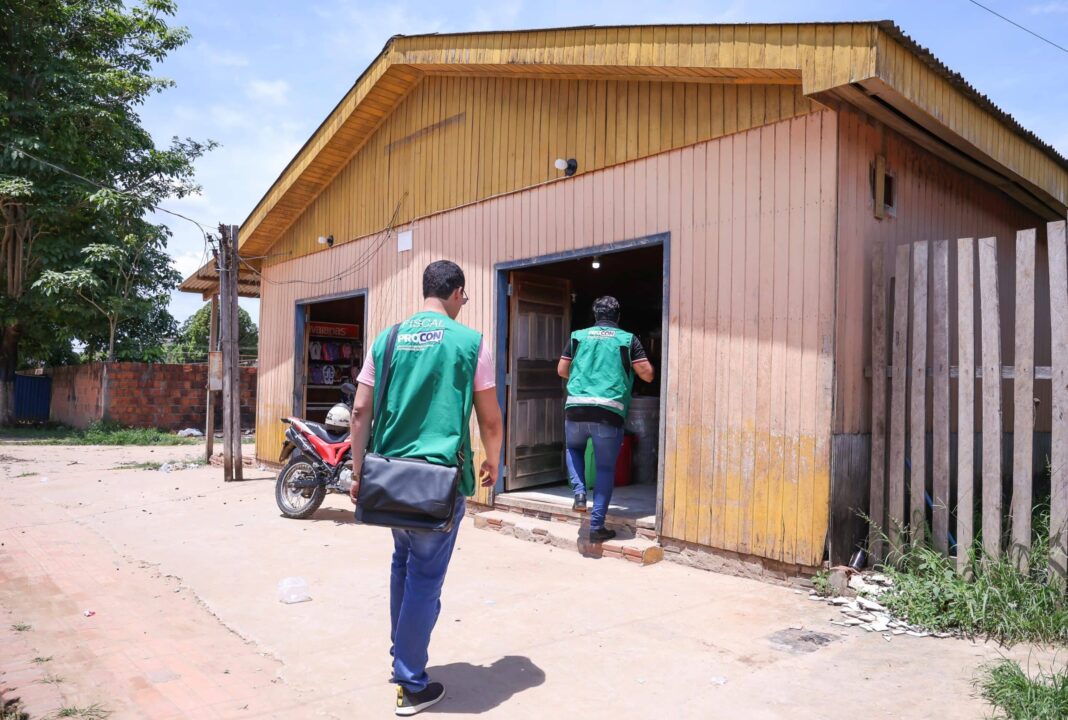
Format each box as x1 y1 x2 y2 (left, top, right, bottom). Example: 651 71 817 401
49 362 256 431
50 364 104 428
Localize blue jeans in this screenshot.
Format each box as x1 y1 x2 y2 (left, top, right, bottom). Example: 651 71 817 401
389 495 465 692
565 421 624 530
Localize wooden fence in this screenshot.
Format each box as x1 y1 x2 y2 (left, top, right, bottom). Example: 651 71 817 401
868 220 1067 581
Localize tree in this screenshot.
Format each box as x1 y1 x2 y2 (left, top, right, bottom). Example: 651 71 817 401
34 229 181 362
167 302 258 364
0 0 213 421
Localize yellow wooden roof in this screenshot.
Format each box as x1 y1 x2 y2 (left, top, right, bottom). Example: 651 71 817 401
238 21 1068 255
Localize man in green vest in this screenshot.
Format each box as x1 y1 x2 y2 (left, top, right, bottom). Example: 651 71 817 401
558 296 655 542
348 260 503 716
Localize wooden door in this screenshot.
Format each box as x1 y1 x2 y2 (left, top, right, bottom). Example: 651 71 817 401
505 272 571 491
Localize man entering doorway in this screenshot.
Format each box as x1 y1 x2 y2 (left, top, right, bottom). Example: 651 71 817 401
348 260 504 716
557 296 655 542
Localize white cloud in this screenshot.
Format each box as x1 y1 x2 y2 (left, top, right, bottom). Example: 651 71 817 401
171 248 209 278
245 79 291 105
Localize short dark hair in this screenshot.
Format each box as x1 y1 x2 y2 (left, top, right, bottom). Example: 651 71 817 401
423 260 465 300
592 295 620 322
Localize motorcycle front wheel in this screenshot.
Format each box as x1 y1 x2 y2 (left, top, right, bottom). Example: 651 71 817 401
275 457 326 519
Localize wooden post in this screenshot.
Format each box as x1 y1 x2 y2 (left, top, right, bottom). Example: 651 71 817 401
1047 220 1068 584
957 238 976 573
978 236 1003 561
869 238 889 562
931 240 950 556
217 237 234 482
206 294 218 462
229 225 244 481
1011 229 1036 570
910 240 929 546
888 243 911 557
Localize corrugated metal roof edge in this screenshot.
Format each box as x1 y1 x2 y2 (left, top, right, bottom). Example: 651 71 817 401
873 21 1068 172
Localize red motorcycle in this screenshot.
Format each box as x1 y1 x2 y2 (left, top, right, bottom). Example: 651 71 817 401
275 382 355 519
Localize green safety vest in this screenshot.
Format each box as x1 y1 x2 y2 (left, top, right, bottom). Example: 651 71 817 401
369 311 482 497
565 325 635 420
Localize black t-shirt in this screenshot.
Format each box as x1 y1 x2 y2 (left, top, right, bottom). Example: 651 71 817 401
561 321 648 427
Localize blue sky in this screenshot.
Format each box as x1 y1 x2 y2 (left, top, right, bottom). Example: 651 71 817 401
142 0 1068 326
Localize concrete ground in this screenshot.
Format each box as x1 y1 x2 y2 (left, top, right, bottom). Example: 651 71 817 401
0 443 1056 719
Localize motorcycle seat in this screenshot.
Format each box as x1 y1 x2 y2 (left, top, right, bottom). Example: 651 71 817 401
303 421 349 444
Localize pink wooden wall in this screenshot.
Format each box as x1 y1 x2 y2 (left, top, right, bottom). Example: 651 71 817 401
834 108 1049 435
257 110 839 568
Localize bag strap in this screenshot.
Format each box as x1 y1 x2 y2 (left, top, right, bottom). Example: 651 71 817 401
369 323 400 452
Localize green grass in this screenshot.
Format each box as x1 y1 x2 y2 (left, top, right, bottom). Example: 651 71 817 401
875 511 1067 645
10 623 31 632
0 422 198 446
977 658 1068 719
811 570 832 597
114 461 163 471
53 705 110 719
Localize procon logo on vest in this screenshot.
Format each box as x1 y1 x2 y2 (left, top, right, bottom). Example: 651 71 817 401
588 329 617 338
398 329 445 345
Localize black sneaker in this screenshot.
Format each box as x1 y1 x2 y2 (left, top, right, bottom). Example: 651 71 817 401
396 682 445 716
573 493 587 512
589 527 617 543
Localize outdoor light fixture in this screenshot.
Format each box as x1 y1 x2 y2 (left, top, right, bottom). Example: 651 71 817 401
591 255 601 270
317 234 334 247
554 157 578 177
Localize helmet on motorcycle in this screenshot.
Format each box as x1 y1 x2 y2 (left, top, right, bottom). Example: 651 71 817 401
325 403 350 434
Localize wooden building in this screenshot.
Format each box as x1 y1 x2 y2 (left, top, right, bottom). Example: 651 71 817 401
225 22 1068 573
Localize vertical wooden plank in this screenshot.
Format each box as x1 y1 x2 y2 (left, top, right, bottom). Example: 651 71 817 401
1047 220 1068 583
763 119 790 560
697 138 721 549
780 117 806 561
869 239 888 560
978 236 1003 560
1011 229 1036 569
931 240 950 555
909 240 928 546
752 124 776 557
205 294 218 462
957 238 976 573
888 243 911 556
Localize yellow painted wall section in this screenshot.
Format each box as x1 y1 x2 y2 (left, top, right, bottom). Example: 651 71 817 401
265 78 819 264
256 111 838 568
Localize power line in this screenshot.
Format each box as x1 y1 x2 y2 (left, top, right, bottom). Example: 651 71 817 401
236 192 407 288
965 0 1068 54
0 141 219 271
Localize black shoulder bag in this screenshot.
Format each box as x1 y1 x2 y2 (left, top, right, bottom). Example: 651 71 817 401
355 324 463 532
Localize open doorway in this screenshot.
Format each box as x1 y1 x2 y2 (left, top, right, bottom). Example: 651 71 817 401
495 237 668 529
294 292 366 424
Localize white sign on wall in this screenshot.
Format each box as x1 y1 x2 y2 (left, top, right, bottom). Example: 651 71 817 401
397 229 413 253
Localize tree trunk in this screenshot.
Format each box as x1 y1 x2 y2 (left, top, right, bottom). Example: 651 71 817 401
0 322 22 425
107 318 117 363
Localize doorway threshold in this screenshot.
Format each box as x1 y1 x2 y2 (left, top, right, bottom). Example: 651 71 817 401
494 484 656 532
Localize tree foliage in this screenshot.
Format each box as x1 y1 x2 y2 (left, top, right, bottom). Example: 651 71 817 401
167 302 258 363
0 0 214 413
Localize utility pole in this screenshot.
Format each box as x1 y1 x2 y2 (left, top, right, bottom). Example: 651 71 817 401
217 225 244 481
228 224 244 481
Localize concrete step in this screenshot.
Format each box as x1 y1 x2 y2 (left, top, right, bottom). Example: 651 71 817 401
472 510 664 565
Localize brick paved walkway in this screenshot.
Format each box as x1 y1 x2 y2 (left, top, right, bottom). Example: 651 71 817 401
0 493 293 719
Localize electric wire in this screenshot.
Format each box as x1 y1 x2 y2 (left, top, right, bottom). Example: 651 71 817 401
964 0 1068 54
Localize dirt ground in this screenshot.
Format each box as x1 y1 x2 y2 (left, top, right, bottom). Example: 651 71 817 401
0 443 1057 719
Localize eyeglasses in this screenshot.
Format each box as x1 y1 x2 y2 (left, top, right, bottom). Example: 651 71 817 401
460 288 469 305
